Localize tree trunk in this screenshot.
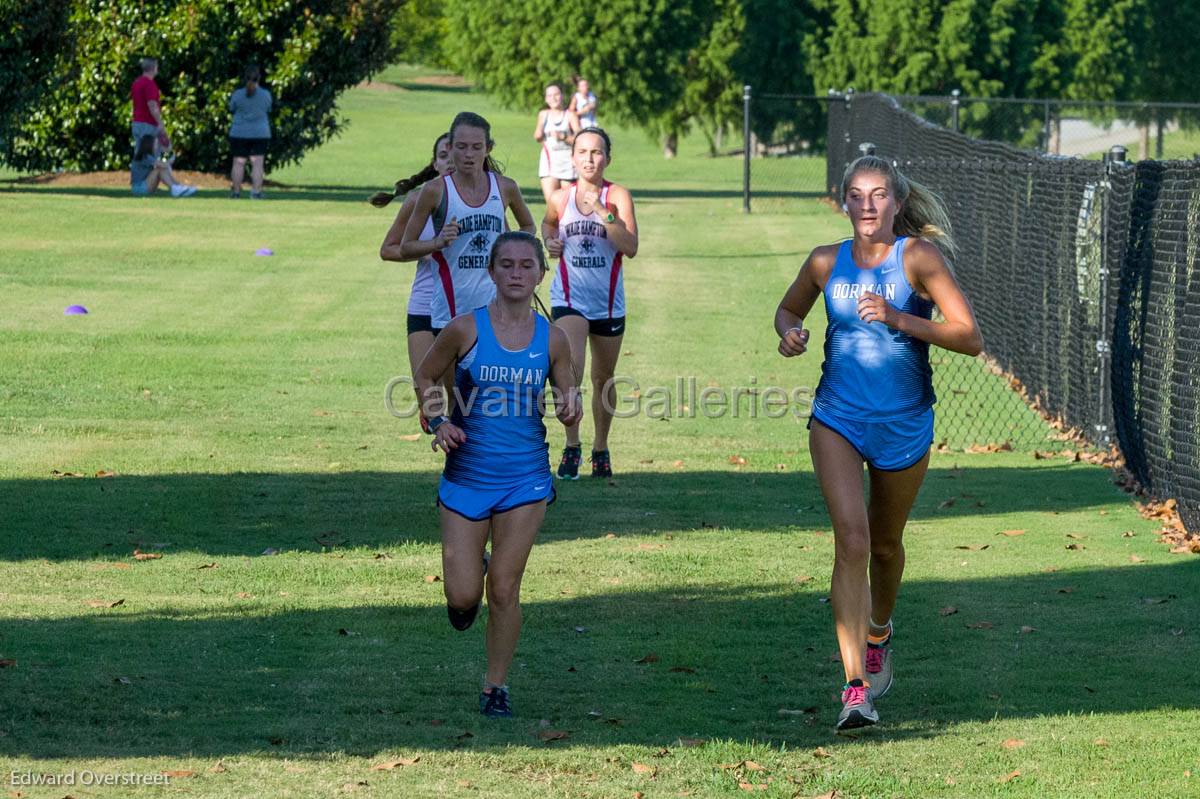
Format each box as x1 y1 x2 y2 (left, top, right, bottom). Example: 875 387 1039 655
1138 122 1150 161
663 132 677 158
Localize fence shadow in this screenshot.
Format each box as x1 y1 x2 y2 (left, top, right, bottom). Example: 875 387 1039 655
0 464 1127 562
2 561 1192 759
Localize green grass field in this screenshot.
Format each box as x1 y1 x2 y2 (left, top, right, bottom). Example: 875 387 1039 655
1 67 1196 798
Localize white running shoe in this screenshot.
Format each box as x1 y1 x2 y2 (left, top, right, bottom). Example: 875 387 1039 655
866 641 893 699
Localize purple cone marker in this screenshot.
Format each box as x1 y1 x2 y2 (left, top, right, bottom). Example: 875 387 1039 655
64 305 88 315
255 247 274 256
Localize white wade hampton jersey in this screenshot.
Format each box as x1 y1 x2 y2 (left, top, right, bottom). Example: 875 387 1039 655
550 182 624 319
429 172 506 328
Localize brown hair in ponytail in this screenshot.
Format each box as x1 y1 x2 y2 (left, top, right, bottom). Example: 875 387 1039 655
368 132 451 208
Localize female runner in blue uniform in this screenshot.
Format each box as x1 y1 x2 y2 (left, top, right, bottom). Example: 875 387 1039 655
774 155 982 730
414 231 582 717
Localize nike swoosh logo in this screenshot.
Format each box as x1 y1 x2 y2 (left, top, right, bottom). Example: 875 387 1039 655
611 325 624 333
533 484 546 491
529 352 543 358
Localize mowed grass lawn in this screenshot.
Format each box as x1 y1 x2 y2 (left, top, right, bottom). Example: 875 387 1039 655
1 66 1196 798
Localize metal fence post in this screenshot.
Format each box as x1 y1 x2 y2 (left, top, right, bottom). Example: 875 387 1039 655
1043 100 1052 153
950 89 961 132
742 84 752 214
1096 143 1128 449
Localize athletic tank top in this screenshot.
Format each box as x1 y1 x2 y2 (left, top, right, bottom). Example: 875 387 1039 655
549 182 625 319
408 216 436 316
429 172 505 328
573 92 597 127
443 307 552 487
542 112 573 153
813 237 935 419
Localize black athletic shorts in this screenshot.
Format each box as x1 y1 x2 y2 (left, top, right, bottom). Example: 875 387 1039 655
229 137 269 158
407 314 435 336
551 306 626 337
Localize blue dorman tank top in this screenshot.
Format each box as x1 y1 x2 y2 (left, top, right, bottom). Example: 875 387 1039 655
813 237 936 419
444 306 553 487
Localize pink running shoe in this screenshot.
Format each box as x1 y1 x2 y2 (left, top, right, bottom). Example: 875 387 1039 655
837 679 879 730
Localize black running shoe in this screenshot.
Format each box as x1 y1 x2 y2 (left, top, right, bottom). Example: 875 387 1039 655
479 686 512 717
557 445 582 480
590 449 612 478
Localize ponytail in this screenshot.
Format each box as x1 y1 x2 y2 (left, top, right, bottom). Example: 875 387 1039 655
243 64 260 98
840 155 957 261
369 162 439 208
369 132 451 208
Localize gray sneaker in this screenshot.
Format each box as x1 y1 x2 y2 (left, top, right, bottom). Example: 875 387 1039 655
866 641 893 699
836 680 878 730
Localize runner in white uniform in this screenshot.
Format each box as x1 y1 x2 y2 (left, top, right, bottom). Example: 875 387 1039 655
400 111 536 331
375 132 454 430
542 128 639 479
427 170 506 329
569 78 597 127
534 83 581 205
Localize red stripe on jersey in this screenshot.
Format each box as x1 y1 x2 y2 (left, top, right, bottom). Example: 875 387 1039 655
558 254 571 307
433 250 455 318
608 252 623 318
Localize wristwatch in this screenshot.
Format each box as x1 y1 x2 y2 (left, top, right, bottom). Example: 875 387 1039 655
428 414 450 433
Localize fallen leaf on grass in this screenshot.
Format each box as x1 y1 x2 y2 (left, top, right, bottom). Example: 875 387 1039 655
999 529 1025 537
423 575 441 583
812 747 833 759
370 757 419 770
738 783 768 791
0 659 16 668
1020 626 1037 633
669 665 696 674
1057 586 1074 594
197 562 218 569
728 455 748 466
1065 543 1085 551
51 469 84 478
337 628 358 636
208 761 228 773
261 548 280 556
741 760 765 771
1122 530 1136 537
95 470 116 478
634 653 660 664
998 769 1020 783
954 544 989 551
132 550 162 560
85 599 124 609
1066 532 1084 540
778 707 817 717
809 792 840 799
235 592 253 599
1129 554 1146 563
1141 596 1174 605
398 434 421 442
672 460 685 468
795 575 814 583
537 729 570 742
1171 628 1184 636
114 676 131 684
967 621 993 629
676 737 707 747
1094 738 1109 746
631 763 656 776
1002 739 1025 750
160 770 195 778
938 498 957 509
939 606 958 616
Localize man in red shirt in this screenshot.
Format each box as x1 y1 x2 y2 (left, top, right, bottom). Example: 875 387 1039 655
130 57 167 152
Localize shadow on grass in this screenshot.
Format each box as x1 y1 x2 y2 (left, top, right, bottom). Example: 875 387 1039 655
0 465 1127 561
0 182 826 205
0 561 1193 758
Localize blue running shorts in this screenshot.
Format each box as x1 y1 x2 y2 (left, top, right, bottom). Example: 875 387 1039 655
810 406 934 472
438 475 556 521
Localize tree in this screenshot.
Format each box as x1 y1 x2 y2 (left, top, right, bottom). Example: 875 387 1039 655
3 0 402 174
444 0 824 157
0 0 72 143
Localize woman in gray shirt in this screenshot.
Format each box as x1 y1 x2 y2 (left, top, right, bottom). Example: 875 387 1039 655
229 64 272 199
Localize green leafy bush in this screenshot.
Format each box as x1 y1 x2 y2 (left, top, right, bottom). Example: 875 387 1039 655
3 0 401 173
